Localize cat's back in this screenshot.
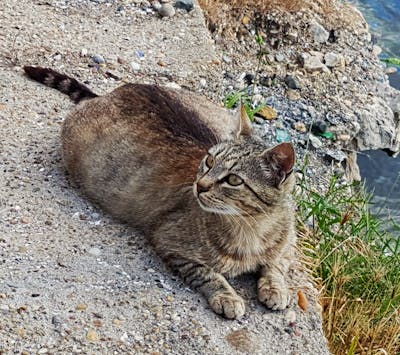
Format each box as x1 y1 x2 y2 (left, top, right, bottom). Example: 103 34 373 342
61 84 235 228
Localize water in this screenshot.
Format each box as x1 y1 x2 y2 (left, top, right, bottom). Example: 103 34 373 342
351 0 400 230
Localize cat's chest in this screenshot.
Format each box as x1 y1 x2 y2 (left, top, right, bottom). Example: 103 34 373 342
212 231 272 277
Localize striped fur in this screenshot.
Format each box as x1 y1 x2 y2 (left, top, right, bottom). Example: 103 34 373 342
25 67 297 319
23 66 98 103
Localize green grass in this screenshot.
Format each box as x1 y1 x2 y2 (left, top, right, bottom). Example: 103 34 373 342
296 173 400 354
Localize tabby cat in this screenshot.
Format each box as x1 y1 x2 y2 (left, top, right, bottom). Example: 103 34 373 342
24 66 296 319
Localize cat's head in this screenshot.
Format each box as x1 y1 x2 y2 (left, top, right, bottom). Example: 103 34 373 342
193 106 295 216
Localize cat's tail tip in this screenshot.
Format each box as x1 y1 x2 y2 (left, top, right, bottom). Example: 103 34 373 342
23 65 98 104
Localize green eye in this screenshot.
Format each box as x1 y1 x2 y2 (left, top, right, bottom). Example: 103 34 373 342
226 174 243 186
205 155 214 168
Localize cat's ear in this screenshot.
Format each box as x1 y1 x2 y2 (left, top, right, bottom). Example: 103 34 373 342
260 143 295 186
237 105 253 138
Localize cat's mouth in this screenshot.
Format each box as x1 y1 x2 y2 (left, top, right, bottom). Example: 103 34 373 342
195 192 240 216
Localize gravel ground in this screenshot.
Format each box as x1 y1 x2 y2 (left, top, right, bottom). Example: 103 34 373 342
0 0 329 354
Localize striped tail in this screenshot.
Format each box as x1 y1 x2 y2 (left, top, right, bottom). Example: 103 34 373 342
23 66 98 103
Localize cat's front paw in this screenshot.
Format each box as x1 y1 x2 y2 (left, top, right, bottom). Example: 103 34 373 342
209 292 245 319
258 277 289 311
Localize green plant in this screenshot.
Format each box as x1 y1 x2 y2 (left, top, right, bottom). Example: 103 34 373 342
296 173 400 354
382 57 400 66
223 90 266 121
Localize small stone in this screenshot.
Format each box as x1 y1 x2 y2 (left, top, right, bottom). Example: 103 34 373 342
86 329 99 342
117 57 127 64
199 78 207 87
18 246 28 253
276 129 291 143
372 45 382 56
80 48 88 57
88 247 101 256
309 21 329 44
158 3 175 17
76 303 88 311
92 55 105 64
275 53 286 62
151 1 162 11
0 304 9 311
286 310 296 324
385 66 397 74
113 318 122 326
285 75 301 90
53 54 62 61
20 216 32 224
256 106 278 120
302 54 325 72
309 134 323 149
157 60 167 66
242 15 250 25
222 54 232 64
166 295 174 302
325 150 347 163
120 332 129 342
130 61 141 71
38 348 48 354
174 0 194 11
324 52 345 68
164 82 181 90
286 89 301 101
52 315 63 326
338 134 351 141
293 122 307 133
311 120 327 135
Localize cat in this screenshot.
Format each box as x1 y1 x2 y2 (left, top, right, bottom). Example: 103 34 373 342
24 66 296 319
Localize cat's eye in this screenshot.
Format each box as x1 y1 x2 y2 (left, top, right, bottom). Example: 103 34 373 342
205 155 214 168
226 174 243 186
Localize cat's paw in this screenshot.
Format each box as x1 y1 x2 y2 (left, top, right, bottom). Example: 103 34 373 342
209 292 246 319
258 278 289 311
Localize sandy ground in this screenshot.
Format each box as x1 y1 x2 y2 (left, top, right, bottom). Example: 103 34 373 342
0 1 329 353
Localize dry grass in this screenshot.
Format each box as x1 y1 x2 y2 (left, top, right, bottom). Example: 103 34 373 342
297 177 400 354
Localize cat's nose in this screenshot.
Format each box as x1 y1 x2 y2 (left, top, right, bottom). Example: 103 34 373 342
197 181 211 194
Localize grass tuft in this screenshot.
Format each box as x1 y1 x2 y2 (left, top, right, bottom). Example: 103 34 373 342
296 173 400 354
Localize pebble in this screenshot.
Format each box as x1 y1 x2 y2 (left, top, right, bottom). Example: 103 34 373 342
293 122 307 133
324 52 345 68
325 150 347 163
309 21 329 44
76 303 88 311
20 216 32 224
372 45 382 56
164 82 181 90
276 129 291 143
385 66 397 74
309 134 323 149
257 106 277 120
174 0 194 11
199 78 207 87
311 120 327 134
86 329 99 342
285 75 302 90
158 3 175 17
88 247 101 256
302 54 325 72
130 61 141 71
120 332 129 342
286 310 297 324
92 55 105 64
38 348 48 354
338 134 351 141
286 89 301 101
151 1 162 11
